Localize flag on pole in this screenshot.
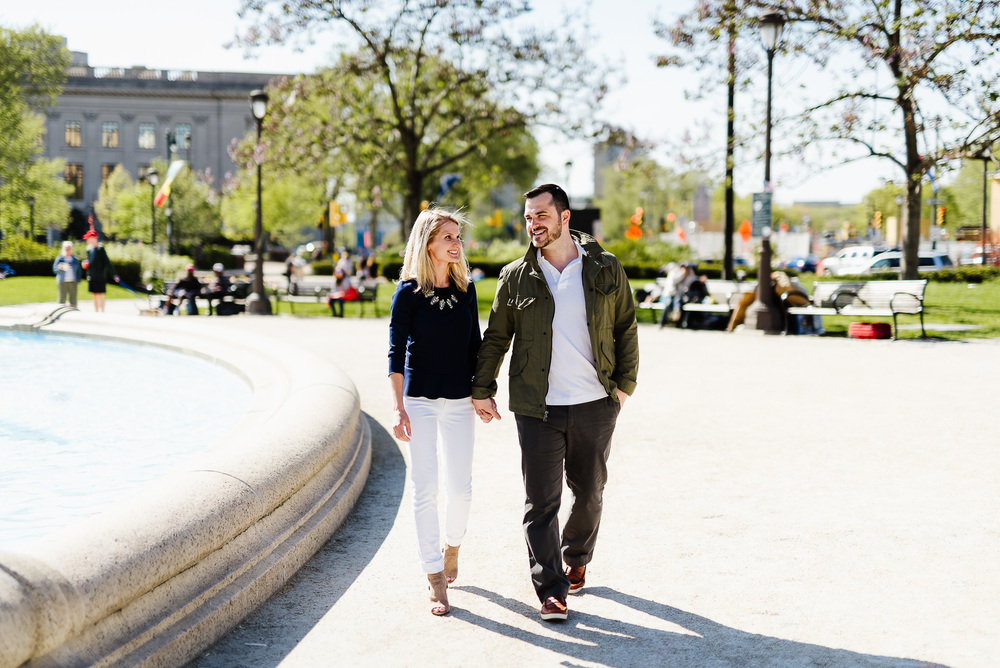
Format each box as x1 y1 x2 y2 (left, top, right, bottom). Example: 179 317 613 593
154 161 187 207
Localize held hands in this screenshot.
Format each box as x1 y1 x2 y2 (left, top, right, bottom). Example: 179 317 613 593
473 397 500 423
392 408 411 442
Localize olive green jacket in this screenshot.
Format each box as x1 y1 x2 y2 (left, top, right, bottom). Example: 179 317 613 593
472 230 639 418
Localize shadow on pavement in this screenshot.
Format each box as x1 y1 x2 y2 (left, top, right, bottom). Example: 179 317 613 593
454 585 949 668
187 415 405 667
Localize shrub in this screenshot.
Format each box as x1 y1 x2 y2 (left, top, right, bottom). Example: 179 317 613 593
0 237 55 261
0 259 56 277
821 266 1000 283
199 244 243 270
104 244 192 286
312 260 333 276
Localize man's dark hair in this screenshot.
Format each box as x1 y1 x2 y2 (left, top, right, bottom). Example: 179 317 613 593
524 183 570 216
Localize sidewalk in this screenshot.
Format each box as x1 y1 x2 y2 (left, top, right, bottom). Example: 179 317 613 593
36 303 1000 667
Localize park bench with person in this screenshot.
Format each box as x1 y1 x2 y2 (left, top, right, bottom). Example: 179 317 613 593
782 279 927 339
635 278 756 328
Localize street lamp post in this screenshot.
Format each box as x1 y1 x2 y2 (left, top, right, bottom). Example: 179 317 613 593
146 167 159 246
972 146 992 264
744 10 786 333
245 89 272 315
27 196 35 241
165 131 176 254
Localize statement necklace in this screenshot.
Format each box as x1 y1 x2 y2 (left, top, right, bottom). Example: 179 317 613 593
428 292 459 310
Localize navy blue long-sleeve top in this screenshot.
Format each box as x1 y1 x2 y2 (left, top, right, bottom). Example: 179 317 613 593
388 279 482 400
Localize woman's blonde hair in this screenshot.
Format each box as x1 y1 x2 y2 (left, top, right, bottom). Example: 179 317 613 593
400 206 472 295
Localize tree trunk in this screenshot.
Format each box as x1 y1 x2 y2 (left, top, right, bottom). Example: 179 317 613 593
901 94 922 280
403 176 423 242
723 22 737 281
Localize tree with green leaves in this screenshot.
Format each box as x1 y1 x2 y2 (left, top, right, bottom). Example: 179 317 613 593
656 0 761 278
594 154 710 242
738 0 1000 278
93 160 222 247
233 0 606 237
220 172 326 246
0 25 72 242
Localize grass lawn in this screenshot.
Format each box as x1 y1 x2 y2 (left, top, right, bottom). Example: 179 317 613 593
5 275 999 340
0 277 137 306
629 275 1000 340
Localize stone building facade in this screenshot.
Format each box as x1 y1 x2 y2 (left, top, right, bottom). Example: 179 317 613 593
43 49 284 214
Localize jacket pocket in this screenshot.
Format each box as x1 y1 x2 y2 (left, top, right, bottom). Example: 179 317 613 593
507 294 536 341
508 349 529 377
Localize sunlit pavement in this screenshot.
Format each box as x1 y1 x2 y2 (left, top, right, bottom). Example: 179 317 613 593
9 298 999 668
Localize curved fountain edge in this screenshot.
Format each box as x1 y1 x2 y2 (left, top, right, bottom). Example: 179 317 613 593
0 308 372 667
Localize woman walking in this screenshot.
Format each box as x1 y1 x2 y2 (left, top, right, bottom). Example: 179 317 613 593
388 207 482 616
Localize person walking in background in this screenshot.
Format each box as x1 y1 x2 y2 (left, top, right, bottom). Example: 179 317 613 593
52 241 82 308
388 207 482 617
472 183 639 623
82 230 118 313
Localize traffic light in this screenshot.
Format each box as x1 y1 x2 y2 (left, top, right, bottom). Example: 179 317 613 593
873 211 882 229
936 206 945 226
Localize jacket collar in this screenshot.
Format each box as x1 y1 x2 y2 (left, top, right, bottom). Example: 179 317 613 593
522 229 610 270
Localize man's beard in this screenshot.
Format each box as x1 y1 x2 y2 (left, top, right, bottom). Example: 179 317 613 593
531 222 562 248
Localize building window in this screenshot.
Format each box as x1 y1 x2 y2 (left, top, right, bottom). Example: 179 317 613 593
102 122 119 148
138 123 156 150
101 163 118 184
65 121 82 147
66 163 83 199
175 123 191 149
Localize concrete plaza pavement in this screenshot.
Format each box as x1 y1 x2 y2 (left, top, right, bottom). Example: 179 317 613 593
30 299 1000 666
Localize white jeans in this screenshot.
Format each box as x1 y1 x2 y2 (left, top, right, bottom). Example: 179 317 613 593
404 396 475 574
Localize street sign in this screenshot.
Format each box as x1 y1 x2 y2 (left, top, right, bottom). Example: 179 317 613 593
925 198 945 205
752 192 772 237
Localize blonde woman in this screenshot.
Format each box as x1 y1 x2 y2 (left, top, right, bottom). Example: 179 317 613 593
388 207 482 616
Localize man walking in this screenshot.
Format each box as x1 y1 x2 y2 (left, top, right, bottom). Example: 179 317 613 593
473 184 638 622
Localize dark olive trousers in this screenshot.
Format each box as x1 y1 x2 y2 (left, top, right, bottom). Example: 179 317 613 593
514 396 620 602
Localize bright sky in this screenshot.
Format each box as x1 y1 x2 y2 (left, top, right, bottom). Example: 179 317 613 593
2 0 896 206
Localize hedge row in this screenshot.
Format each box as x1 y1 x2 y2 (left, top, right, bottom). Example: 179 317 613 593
0 258 143 287
820 265 1000 283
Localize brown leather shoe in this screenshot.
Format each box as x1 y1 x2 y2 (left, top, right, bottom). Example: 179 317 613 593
566 565 586 594
540 595 568 622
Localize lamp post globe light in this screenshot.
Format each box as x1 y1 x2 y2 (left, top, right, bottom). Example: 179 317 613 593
146 168 159 246
972 146 993 264
743 9 786 333
245 89 272 315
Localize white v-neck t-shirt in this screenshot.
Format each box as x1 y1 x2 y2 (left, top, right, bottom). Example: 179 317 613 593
537 244 607 406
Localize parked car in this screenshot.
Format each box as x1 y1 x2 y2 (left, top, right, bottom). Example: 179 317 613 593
818 245 888 276
781 254 819 273
860 251 953 274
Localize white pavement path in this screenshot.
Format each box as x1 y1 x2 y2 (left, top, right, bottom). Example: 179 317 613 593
16 300 1000 667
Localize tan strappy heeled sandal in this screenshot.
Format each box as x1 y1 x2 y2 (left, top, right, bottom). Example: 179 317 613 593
443 544 460 584
427 571 450 616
